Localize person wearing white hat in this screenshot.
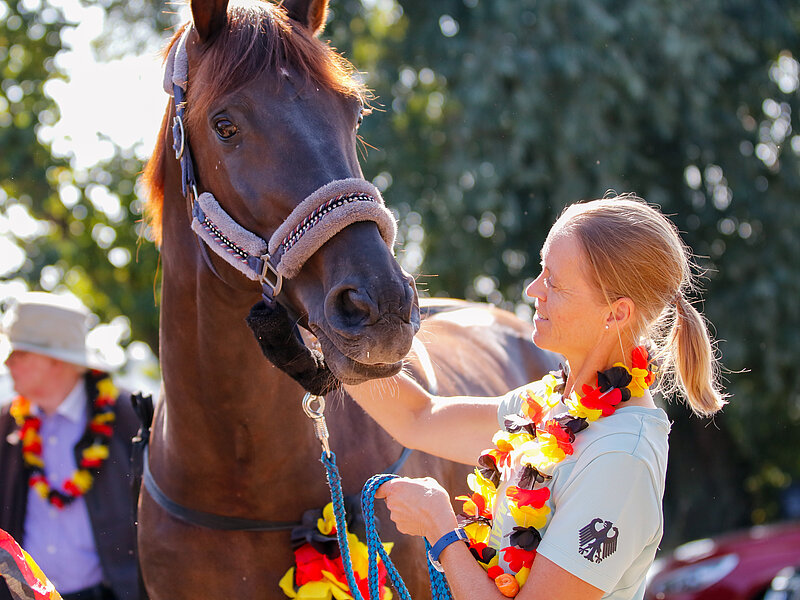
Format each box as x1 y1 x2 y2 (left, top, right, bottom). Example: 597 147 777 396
0 292 142 600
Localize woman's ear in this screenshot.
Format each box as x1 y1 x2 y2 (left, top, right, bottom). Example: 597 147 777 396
606 297 634 330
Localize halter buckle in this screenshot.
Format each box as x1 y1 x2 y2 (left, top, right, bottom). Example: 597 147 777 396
259 255 283 297
172 115 186 160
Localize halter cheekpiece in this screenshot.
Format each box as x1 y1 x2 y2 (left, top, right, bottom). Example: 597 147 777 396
163 26 397 306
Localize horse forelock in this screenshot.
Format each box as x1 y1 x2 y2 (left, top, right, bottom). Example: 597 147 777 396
143 0 369 244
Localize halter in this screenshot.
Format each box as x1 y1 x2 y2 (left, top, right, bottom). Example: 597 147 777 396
164 26 397 306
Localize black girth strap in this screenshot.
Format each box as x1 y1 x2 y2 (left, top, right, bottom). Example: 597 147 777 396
142 446 300 532
135 392 413 533
141 444 413 532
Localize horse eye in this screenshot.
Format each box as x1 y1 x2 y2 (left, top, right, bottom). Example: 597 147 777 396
214 119 238 140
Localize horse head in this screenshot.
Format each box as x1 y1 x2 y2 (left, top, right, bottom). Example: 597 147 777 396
145 0 420 384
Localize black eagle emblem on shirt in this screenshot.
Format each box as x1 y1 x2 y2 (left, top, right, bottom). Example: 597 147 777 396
578 518 619 563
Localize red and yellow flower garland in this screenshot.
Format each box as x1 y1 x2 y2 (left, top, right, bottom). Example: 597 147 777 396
279 502 394 600
458 346 655 597
9 371 118 509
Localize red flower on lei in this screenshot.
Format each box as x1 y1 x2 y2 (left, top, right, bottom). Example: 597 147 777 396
542 420 575 456
501 546 536 573
458 490 492 519
577 384 625 417
280 503 393 600
506 486 550 509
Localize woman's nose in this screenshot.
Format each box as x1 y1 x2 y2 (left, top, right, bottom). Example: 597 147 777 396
526 275 545 301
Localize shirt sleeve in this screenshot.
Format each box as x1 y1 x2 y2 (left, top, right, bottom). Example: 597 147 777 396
535 451 662 592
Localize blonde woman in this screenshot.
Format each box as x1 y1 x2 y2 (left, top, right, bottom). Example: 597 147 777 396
342 196 726 600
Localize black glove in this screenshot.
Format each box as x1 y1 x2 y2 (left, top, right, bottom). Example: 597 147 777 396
246 300 338 396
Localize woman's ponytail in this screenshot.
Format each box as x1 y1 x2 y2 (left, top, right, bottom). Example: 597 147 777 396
662 294 727 416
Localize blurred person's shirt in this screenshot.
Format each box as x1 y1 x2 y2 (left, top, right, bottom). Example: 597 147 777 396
22 379 103 594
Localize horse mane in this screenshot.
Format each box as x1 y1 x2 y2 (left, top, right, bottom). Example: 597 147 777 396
142 0 369 244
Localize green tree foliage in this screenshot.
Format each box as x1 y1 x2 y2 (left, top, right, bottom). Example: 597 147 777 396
0 0 169 351
329 0 800 544
0 0 64 226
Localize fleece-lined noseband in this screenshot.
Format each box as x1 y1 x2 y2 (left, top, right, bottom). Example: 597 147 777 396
163 26 397 305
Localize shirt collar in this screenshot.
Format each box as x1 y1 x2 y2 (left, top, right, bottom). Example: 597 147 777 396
55 378 88 423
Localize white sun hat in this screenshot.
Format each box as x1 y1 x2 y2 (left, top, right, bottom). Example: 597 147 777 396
0 292 119 371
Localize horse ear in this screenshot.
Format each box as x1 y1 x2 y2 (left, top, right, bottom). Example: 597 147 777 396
283 0 329 36
191 0 230 42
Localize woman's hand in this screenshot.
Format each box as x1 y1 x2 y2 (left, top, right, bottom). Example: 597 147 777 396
376 477 459 542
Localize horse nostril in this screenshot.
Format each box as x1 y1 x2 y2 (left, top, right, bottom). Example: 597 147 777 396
403 272 418 323
335 287 377 327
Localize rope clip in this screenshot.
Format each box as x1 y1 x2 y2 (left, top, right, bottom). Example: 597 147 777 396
302 393 331 458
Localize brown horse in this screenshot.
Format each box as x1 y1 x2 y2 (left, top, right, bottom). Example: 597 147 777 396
138 0 558 598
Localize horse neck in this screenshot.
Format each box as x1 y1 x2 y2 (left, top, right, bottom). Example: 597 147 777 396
156 166 312 468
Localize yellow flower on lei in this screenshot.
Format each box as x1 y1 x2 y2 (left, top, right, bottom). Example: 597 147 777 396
347 532 393 580
565 394 603 422
22 450 44 469
97 379 118 398
463 521 492 546
467 470 498 500
517 431 568 471
614 362 650 397
508 501 550 530
540 373 563 403
491 430 535 461
83 444 109 462
32 480 50 499
317 502 336 535
9 396 31 424
279 570 353 600
520 375 562 422
515 566 531 587
71 469 93 493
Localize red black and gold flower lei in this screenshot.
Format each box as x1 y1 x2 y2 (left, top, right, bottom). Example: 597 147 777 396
9 370 118 509
279 501 394 599
458 346 655 597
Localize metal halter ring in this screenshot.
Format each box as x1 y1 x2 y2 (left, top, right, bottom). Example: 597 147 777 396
259 255 283 297
172 115 186 160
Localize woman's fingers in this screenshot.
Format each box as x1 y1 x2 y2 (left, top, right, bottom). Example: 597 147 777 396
374 477 458 540
374 480 391 499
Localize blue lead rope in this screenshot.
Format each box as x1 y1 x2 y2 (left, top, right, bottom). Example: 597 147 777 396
319 452 453 600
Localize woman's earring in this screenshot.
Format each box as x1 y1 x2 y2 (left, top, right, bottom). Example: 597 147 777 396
604 324 609 330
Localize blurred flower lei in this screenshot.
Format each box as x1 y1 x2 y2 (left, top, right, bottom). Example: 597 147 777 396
280 501 394 600
458 346 655 597
10 370 118 509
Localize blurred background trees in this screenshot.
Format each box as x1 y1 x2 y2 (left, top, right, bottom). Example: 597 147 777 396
1 0 798 548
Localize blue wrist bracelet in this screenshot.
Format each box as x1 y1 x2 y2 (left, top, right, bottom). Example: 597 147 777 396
427 527 468 572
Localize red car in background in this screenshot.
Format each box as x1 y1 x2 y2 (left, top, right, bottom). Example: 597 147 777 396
645 521 800 600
